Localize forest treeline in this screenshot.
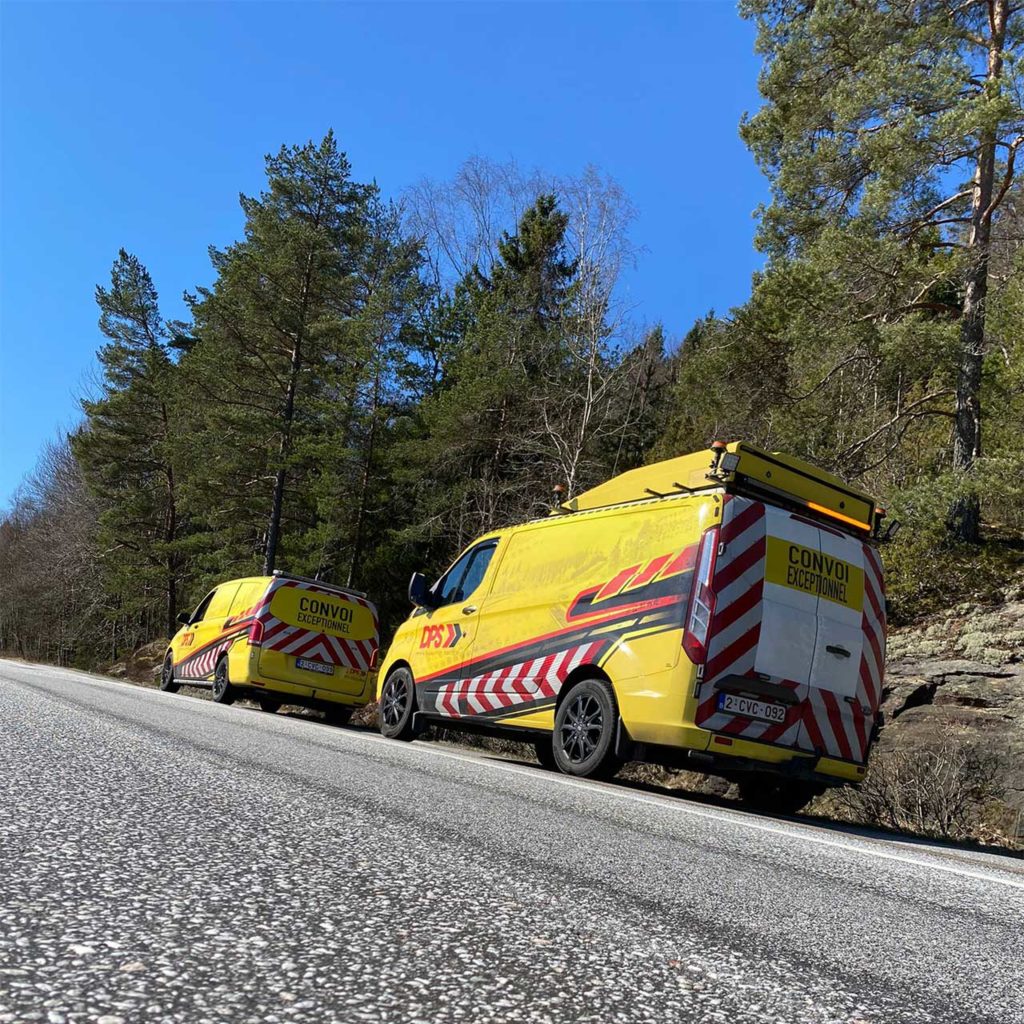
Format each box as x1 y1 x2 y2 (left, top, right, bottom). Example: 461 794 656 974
3 0 1024 668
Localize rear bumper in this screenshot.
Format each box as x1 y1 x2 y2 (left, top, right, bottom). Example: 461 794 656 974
243 670 372 706
628 728 867 785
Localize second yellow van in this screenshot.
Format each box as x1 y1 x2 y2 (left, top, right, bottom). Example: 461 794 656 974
162 571 379 723
376 442 888 812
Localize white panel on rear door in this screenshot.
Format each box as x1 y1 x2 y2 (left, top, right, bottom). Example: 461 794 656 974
808 528 866 698
755 506 819 685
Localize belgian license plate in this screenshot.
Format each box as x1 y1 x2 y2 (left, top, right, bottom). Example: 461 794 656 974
718 692 786 724
296 657 334 676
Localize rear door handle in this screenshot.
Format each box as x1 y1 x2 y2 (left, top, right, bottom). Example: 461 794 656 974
462 605 477 615
826 644 851 658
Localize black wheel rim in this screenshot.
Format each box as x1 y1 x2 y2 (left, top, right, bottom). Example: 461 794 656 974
162 658 173 687
559 692 603 764
381 675 409 728
213 662 226 699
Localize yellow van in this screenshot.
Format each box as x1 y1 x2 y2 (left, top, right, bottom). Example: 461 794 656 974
161 571 379 723
377 442 887 812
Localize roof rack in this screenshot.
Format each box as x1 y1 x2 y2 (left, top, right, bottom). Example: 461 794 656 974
271 569 367 599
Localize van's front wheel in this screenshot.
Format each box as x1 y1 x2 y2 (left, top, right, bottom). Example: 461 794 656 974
159 653 179 694
379 667 416 741
211 657 235 706
553 679 622 780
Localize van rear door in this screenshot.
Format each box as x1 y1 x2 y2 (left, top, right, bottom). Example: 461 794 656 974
695 496 885 764
255 579 379 696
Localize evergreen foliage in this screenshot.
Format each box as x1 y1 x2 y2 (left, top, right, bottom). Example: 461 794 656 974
4 19 1024 672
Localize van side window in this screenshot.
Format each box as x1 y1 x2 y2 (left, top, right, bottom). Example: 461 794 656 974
457 543 496 602
190 591 215 624
434 541 497 607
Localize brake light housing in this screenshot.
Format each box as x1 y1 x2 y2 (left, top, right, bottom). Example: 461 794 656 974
682 525 720 665
247 619 265 647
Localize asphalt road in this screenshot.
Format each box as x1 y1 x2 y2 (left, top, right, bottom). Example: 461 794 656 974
2 661 1023 1024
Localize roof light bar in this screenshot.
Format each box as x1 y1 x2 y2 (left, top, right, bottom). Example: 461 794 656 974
806 501 871 532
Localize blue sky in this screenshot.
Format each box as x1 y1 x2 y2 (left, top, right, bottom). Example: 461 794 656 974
0 1 767 506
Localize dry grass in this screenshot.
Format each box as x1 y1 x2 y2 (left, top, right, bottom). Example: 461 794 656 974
824 733 1019 846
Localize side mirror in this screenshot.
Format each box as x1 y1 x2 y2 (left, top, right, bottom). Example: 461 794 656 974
176 611 191 626
408 572 435 609
880 519 902 543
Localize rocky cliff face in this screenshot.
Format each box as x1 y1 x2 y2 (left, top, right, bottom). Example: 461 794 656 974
881 582 1024 817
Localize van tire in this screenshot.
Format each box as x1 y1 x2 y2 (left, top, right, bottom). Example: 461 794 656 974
737 775 823 815
159 653 180 694
379 667 416 741
211 657 235 706
258 697 281 714
553 678 623 780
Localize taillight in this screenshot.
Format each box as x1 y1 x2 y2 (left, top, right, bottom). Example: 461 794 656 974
682 525 720 665
247 620 265 647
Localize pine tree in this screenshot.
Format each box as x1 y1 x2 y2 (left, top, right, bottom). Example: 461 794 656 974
741 0 1024 541
182 132 427 586
72 250 181 638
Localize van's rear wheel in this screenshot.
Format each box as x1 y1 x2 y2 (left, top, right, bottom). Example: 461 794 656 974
379 667 416 741
211 657 235 706
258 697 281 714
737 775 823 815
159 653 179 694
553 678 622 779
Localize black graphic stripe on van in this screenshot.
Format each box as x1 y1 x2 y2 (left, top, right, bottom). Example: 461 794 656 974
174 627 250 674
421 602 685 689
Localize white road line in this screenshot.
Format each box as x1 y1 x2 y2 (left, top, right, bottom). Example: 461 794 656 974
6 660 1024 891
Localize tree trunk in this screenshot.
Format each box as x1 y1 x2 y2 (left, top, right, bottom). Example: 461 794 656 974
161 400 178 638
948 0 1007 544
263 345 301 575
347 372 380 588
263 253 314 575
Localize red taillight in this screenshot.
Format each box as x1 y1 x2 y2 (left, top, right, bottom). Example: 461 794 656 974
247 620 265 646
369 647 379 670
682 525 720 665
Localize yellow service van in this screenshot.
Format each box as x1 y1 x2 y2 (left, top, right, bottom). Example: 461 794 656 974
162 571 379 723
377 442 887 812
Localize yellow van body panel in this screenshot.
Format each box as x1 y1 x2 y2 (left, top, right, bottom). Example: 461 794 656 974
380 492 723 738
168 574 379 708
379 441 887 786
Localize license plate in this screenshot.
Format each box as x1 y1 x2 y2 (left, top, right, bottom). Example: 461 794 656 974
296 657 334 676
717 692 786 724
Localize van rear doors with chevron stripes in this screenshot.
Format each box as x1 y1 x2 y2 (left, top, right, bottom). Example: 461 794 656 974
254 578 379 697
694 495 885 765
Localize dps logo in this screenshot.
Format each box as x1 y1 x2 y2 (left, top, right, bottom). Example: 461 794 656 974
420 623 463 649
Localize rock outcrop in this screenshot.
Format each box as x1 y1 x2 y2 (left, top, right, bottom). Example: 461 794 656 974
881 585 1024 815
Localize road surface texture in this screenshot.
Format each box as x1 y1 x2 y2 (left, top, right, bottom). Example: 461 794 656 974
1 660 1023 1024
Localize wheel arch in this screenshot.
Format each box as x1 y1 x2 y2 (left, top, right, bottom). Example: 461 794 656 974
377 658 414 701
556 662 614 709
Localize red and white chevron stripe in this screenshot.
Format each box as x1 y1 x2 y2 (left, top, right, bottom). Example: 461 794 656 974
693 495 887 764
180 635 238 680
255 580 379 672
694 496 781 737
433 640 607 718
